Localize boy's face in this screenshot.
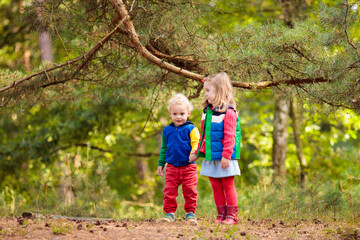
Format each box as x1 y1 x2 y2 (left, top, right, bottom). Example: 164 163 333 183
169 103 190 126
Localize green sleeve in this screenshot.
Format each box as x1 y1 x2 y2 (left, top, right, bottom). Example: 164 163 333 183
158 132 167 167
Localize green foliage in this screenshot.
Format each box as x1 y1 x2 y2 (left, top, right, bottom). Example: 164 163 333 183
2 70 360 220
197 0 283 30
0 0 360 223
237 171 360 222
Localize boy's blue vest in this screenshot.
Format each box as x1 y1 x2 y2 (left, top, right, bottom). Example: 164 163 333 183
196 105 241 161
163 121 196 166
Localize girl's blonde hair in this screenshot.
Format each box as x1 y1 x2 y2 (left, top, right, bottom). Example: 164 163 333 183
168 93 193 112
202 72 236 112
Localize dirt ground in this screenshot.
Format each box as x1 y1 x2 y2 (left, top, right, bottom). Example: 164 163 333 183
0 213 359 240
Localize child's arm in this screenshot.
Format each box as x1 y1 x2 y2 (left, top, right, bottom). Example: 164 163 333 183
189 127 200 162
189 152 198 163
194 118 205 156
221 157 230 169
157 166 164 176
158 132 167 175
222 109 237 159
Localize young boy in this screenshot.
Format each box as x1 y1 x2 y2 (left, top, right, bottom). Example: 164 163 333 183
158 93 200 224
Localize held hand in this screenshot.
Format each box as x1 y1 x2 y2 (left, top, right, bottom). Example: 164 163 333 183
189 152 198 163
157 166 164 176
221 157 230 169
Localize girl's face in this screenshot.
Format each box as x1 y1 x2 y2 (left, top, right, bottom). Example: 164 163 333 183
169 103 190 126
204 81 216 104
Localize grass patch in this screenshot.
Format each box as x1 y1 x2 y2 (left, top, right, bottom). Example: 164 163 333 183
0 171 359 223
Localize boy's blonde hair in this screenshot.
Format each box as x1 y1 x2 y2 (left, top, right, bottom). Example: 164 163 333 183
168 93 193 112
202 72 236 112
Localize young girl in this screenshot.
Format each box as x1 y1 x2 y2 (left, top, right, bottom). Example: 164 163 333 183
189 72 241 225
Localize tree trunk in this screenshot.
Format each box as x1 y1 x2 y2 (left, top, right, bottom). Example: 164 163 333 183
135 141 150 181
271 0 307 182
280 0 307 28
23 47 32 72
60 155 75 206
38 31 54 63
36 0 54 63
289 99 308 187
272 92 290 181
134 139 154 201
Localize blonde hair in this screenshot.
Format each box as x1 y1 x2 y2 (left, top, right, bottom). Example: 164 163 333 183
168 93 193 112
202 72 236 112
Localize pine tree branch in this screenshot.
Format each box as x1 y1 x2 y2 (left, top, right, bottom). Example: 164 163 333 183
0 58 79 94
344 0 360 58
109 0 333 90
115 25 205 73
0 15 128 94
297 84 350 109
188 83 204 100
0 0 339 99
145 43 201 71
109 0 204 81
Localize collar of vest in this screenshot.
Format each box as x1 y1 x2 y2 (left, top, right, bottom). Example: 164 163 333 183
169 121 194 127
204 104 235 112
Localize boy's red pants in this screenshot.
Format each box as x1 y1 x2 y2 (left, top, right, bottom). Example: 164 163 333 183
163 163 198 213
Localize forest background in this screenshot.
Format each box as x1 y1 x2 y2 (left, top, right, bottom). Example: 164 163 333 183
0 0 360 223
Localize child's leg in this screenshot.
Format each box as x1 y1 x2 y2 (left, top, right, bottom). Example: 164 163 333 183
222 176 238 224
163 164 181 213
181 164 198 213
209 177 226 206
222 176 238 205
209 177 227 223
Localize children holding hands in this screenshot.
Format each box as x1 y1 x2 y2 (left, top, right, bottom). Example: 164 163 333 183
158 72 241 225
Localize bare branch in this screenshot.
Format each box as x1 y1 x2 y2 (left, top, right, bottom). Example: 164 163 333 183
139 73 164 135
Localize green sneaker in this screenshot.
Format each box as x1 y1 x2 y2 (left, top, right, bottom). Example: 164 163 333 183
161 213 175 222
185 212 198 225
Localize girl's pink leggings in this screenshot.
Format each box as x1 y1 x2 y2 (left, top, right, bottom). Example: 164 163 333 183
209 176 238 206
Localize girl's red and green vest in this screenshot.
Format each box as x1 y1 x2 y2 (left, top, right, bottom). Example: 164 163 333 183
196 105 241 161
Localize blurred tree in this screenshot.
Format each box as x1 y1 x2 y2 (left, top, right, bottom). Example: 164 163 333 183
289 99 308 186
35 0 54 63
272 92 290 180
272 0 307 181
